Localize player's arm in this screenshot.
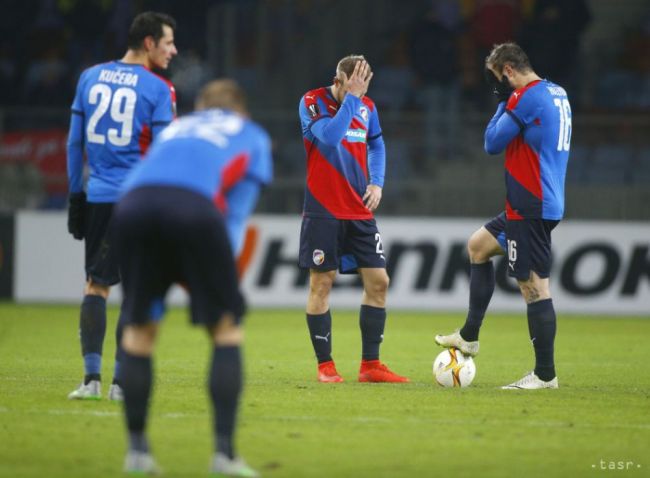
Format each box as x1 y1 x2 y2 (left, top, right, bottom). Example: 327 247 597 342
66 75 87 240
151 82 175 139
363 106 385 211
304 94 361 147
484 102 521 154
224 178 262 256
224 128 273 255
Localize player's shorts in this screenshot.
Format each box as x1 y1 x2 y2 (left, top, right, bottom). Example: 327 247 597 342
113 186 245 327
484 212 559 280
84 202 120 286
298 216 386 274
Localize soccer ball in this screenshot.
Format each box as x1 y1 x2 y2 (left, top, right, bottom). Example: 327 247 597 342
433 348 476 387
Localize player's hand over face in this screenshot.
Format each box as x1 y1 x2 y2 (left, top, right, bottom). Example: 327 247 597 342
363 184 382 211
343 60 373 98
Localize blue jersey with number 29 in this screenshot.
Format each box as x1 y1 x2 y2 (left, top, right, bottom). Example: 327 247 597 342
67 60 175 202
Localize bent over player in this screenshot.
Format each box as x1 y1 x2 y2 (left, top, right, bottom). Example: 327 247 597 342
66 12 177 401
436 43 571 389
298 55 408 383
114 79 271 475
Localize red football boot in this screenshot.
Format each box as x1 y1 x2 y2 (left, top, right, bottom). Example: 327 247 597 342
318 360 344 383
358 360 409 383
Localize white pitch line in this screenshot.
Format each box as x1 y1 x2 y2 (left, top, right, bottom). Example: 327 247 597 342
0 408 648 431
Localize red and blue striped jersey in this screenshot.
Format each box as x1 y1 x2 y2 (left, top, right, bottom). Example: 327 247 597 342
485 79 571 220
67 61 176 202
299 87 384 220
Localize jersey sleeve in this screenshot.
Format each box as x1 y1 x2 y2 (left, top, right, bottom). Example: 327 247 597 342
506 89 541 129
306 94 361 147
247 126 273 186
366 105 385 187
67 72 87 193
484 102 521 154
151 81 175 138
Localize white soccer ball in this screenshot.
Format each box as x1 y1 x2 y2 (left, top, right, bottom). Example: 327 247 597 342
433 348 476 387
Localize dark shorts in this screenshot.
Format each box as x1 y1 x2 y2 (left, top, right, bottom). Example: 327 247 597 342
484 212 559 280
85 202 120 286
298 216 386 274
113 186 245 327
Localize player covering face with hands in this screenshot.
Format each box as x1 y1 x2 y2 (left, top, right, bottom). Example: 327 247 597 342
436 43 572 390
297 55 409 384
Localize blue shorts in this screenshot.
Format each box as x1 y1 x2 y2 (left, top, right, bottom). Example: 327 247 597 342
114 186 245 326
298 217 386 274
85 202 120 286
484 212 559 280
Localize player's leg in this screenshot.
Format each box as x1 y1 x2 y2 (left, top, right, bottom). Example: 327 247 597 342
109 306 126 402
113 188 168 472
502 218 559 390
69 203 119 400
121 321 160 471
347 219 408 383
175 194 257 476
298 217 342 382
435 213 505 356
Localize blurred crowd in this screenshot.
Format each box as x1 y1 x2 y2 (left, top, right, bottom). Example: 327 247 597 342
1 0 649 113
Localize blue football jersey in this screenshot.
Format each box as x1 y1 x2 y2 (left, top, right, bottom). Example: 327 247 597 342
485 79 571 220
123 109 273 251
67 61 176 202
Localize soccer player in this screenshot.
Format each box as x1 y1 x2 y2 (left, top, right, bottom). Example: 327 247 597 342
435 43 572 389
298 55 409 383
114 79 271 476
66 12 177 401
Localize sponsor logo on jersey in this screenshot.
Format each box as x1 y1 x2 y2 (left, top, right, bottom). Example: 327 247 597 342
345 128 367 143
359 106 368 122
313 249 325 266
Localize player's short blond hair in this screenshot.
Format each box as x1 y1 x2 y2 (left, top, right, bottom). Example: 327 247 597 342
195 79 247 114
336 54 371 81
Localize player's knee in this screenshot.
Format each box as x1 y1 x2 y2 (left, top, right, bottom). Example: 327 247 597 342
309 275 334 300
211 319 243 346
122 324 157 356
367 274 389 297
467 232 491 263
85 280 110 299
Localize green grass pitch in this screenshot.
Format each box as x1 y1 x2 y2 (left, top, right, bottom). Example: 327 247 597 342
0 302 649 477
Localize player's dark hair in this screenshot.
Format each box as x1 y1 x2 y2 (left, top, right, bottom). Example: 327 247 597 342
127 11 176 50
485 43 532 74
336 54 371 80
195 79 247 114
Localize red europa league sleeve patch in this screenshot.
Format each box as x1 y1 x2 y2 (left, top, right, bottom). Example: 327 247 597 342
308 103 320 118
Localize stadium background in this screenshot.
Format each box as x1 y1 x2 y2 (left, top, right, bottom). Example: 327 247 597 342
0 0 648 311
0 2 649 478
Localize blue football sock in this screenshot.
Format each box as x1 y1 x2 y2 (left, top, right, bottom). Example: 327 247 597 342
122 352 153 449
460 261 495 341
527 298 557 381
306 311 333 363
80 294 107 382
359 305 386 361
210 346 242 460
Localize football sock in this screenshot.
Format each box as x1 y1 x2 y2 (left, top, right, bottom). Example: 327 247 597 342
359 305 386 361
122 352 153 451
460 261 495 341
113 312 125 385
306 311 333 363
80 294 107 382
527 298 557 381
209 345 242 460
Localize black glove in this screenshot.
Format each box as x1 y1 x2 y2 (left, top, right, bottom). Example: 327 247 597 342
485 68 514 103
67 191 86 240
